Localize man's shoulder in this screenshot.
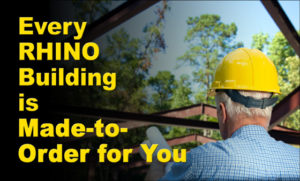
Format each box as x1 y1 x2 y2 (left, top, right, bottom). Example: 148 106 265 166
191 135 299 156
189 139 233 160
189 136 300 166
164 136 300 180
191 137 241 153
271 140 300 159
275 140 299 151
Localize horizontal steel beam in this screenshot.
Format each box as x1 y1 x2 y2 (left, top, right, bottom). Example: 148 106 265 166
154 103 217 118
118 104 217 130
47 105 219 130
47 104 219 141
46 86 300 144
47 103 299 144
269 130 300 145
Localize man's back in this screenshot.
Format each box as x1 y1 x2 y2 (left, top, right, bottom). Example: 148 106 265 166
160 125 300 180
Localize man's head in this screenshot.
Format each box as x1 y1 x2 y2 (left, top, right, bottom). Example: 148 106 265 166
210 48 280 139
215 90 273 139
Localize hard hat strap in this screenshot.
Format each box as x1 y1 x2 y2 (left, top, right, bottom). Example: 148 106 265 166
220 89 278 109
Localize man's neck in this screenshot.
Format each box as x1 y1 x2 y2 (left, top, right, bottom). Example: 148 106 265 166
227 115 269 138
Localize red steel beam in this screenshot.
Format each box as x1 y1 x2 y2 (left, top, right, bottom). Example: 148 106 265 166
261 0 300 57
269 86 300 129
272 125 300 133
48 92 300 144
50 0 300 141
47 105 219 130
48 85 300 144
155 103 217 118
118 104 217 130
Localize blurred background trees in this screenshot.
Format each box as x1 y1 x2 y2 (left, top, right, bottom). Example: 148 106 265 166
252 31 300 130
56 1 299 180
177 14 243 105
68 0 299 159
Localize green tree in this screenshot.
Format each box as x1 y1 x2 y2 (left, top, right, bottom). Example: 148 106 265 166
55 2 171 180
98 28 149 112
267 32 300 130
251 32 269 51
148 71 177 111
251 31 300 130
60 1 170 113
171 74 193 109
177 14 243 105
268 32 297 87
72 0 112 23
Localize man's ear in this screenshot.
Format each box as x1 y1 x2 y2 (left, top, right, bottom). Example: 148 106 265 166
219 102 227 124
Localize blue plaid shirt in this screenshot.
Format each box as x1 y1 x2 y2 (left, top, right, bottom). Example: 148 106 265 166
160 125 300 180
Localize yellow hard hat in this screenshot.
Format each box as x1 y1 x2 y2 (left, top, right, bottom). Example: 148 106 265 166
210 48 281 95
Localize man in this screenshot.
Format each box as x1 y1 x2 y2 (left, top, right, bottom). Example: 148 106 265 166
157 48 300 180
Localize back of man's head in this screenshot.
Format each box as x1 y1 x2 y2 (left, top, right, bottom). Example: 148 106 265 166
214 90 275 139
215 90 273 122
210 48 280 139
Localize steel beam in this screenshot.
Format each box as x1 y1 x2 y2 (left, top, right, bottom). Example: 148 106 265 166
269 130 300 145
48 91 300 144
48 105 219 130
118 104 217 130
261 0 300 57
269 86 300 129
155 103 217 118
272 125 300 133
81 0 160 42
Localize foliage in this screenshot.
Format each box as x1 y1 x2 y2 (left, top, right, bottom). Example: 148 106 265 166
251 32 269 51
268 32 297 85
164 126 192 139
63 1 300 179
148 71 194 112
177 14 243 105
72 0 112 23
251 31 300 130
268 32 300 130
61 1 171 180
172 141 200 150
148 71 177 111
171 74 193 109
172 14 243 138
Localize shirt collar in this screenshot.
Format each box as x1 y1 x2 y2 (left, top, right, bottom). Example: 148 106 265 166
231 125 269 139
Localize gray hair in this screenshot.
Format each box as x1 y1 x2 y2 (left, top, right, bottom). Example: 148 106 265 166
215 90 273 121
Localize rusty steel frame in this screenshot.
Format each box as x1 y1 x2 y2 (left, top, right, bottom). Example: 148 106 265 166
119 103 217 130
269 86 300 129
61 0 300 177
48 86 300 144
48 104 219 130
47 0 300 145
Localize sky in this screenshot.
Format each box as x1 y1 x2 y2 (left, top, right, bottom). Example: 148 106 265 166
95 1 299 82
